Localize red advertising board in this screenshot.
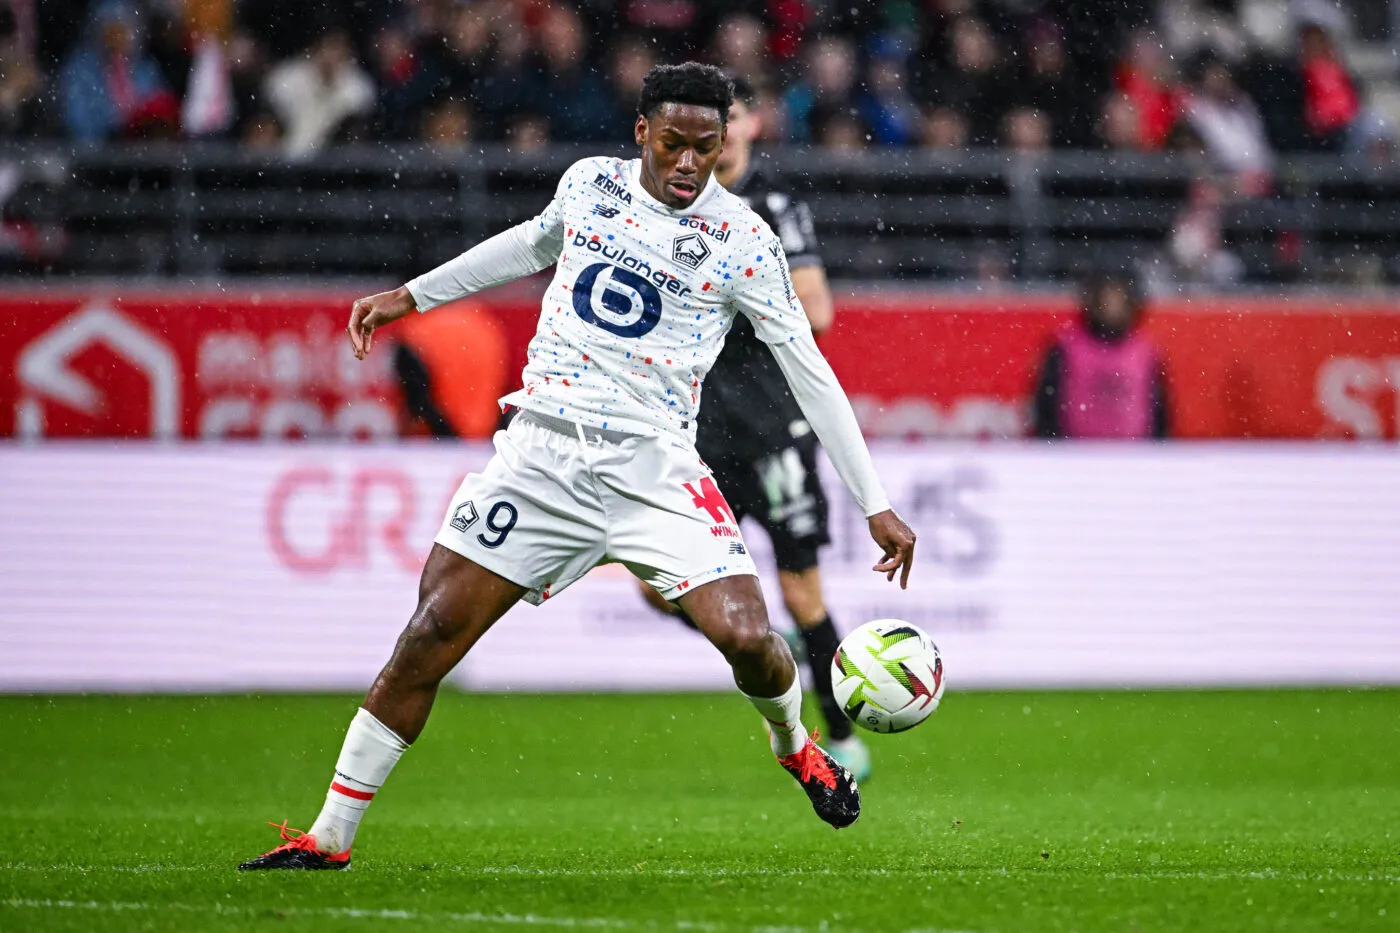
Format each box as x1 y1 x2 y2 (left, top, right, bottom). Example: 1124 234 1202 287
821 292 1400 439
1 287 1398 439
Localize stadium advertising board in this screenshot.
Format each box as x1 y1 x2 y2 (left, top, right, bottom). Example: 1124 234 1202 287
2 444 1397 693
3 290 1400 440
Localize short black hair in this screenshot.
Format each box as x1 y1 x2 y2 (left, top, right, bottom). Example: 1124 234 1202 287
638 62 734 124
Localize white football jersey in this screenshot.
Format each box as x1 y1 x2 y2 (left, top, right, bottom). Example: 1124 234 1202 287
499 156 811 442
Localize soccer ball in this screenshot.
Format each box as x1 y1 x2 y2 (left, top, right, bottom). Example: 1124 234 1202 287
831 620 944 734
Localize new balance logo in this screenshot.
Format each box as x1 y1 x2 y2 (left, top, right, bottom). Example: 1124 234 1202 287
728 542 748 555
592 203 620 218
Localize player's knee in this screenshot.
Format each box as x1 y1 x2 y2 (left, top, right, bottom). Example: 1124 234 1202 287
714 615 773 662
398 601 460 658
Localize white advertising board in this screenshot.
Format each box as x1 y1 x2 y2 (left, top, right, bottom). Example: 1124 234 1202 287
2 443 1398 692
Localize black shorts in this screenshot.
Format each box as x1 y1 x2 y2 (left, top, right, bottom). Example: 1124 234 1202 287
708 438 831 574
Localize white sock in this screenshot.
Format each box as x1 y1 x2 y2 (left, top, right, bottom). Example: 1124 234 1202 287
743 673 809 758
306 708 408 853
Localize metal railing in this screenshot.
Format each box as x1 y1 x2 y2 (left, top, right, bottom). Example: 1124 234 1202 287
3 143 1398 284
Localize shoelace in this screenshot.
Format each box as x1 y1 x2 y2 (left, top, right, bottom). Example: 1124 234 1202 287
782 730 839 790
265 819 324 854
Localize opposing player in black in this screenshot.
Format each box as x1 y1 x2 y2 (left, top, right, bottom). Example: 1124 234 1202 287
638 77 871 780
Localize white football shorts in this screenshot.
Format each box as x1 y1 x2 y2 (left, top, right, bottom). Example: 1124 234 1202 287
433 411 758 605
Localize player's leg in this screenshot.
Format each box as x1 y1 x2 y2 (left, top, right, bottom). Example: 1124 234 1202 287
676 573 795 703
677 574 859 828
242 414 604 869
757 441 872 779
601 435 858 827
779 566 871 781
239 546 525 870
362 547 526 742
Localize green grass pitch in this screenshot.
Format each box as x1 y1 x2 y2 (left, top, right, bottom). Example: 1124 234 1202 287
1 689 1397 932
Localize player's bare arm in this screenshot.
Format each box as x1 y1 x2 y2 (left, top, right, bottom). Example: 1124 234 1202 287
347 286 417 360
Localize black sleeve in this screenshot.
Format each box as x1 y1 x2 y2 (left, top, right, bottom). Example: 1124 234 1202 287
393 343 459 438
1030 343 1064 439
1151 358 1170 439
765 193 822 268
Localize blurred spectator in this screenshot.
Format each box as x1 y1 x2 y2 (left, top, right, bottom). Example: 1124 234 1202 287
370 23 444 141
1158 0 1249 64
1293 19 1391 158
618 0 705 58
537 3 613 143
60 1 180 142
421 99 473 152
915 16 1013 146
1098 93 1146 152
263 29 374 156
603 34 656 139
1031 271 1170 439
1016 18 1086 147
1113 28 1179 151
181 33 234 137
1182 52 1272 178
812 105 866 152
784 34 859 144
858 50 921 146
224 31 270 137
1297 21 1357 149
712 12 773 90
506 112 550 152
1163 176 1246 287
437 3 493 119
1002 106 1051 154
920 105 969 150
912 0 977 71
0 5 40 137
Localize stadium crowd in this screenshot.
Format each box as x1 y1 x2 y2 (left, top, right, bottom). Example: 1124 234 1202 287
3 0 1392 164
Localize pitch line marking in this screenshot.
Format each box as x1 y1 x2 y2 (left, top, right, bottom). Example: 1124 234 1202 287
0 899 983 933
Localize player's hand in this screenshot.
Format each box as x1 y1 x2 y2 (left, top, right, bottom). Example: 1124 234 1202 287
347 286 417 360
868 509 916 589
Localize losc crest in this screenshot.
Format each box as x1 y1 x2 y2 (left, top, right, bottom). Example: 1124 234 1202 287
671 233 711 270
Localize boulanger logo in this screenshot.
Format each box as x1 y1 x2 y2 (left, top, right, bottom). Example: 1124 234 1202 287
16 304 180 438
671 233 711 270
571 262 664 338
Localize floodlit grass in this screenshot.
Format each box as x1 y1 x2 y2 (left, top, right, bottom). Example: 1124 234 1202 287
1 690 1397 932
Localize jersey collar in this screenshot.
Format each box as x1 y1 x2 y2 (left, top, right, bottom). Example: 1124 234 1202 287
625 159 719 216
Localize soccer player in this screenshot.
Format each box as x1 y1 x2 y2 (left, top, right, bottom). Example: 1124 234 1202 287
239 63 915 871
635 76 872 781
